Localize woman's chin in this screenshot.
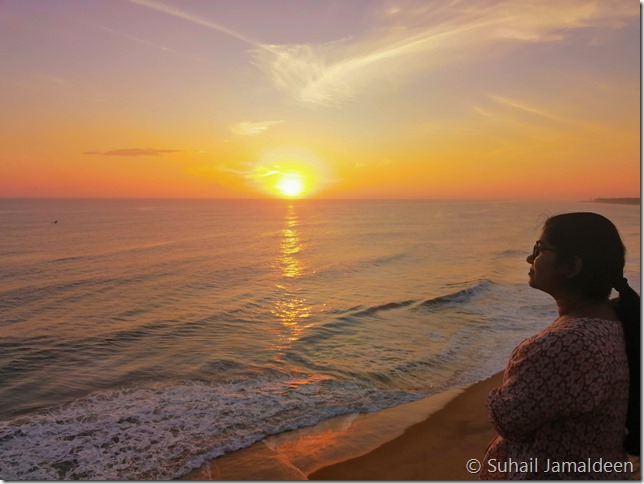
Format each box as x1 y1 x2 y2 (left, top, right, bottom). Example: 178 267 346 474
528 272 536 287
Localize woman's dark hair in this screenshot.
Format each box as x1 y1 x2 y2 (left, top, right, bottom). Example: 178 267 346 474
543 212 640 455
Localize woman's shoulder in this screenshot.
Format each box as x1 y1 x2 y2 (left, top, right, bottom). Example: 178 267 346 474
550 316 623 338
515 318 626 368
554 316 623 336
518 317 622 356
561 317 626 348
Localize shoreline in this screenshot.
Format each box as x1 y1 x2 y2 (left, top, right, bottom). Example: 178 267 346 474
309 372 502 480
180 373 503 480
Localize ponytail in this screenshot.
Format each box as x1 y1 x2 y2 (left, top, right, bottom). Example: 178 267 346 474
614 278 640 456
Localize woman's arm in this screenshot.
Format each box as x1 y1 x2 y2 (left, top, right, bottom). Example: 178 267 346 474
486 328 609 442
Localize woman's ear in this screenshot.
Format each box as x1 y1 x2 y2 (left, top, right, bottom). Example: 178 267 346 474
564 256 584 279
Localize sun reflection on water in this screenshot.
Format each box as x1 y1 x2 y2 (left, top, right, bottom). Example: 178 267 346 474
279 211 302 278
270 204 313 348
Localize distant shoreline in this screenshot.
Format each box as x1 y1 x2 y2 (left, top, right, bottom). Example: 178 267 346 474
586 198 640 206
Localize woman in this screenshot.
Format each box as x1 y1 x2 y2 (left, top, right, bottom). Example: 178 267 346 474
481 212 640 480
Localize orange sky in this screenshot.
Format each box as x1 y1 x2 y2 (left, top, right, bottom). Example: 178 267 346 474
0 0 640 200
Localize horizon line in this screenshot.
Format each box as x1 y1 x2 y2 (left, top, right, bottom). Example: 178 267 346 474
0 196 639 203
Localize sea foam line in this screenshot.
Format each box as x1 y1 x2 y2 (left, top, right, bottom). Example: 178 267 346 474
0 375 421 480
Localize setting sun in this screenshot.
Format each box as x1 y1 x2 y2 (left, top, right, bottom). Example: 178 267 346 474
275 174 305 198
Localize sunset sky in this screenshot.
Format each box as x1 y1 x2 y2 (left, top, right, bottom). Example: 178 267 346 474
1 0 640 200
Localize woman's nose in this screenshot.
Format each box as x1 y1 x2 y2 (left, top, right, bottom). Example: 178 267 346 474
526 254 534 264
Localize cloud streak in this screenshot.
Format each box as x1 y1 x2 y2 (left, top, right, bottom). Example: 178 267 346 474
84 148 183 157
486 94 569 123
128 0 262 47
230 120 284 136
89 22 173 53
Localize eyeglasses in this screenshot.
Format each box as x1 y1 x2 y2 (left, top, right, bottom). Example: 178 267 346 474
532 240 557 259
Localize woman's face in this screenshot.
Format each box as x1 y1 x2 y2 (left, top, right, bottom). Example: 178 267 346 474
526 231 567 296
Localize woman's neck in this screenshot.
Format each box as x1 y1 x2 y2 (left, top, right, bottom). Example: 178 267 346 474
556 295 596 317
554 294 617 321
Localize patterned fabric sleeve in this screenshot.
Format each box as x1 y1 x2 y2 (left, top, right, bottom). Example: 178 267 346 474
486 328 611 442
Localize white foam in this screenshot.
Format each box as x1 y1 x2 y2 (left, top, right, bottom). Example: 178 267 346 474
0 375 421 480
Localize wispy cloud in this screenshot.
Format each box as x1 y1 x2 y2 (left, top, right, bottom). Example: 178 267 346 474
128 0 261 47
216 162 283 194
252 0 636 106
84 148 183 157
217 162 284 179
88 21 173 53
486 94 568 123
230 120 284 136
79 18 209 63
129 0 637 107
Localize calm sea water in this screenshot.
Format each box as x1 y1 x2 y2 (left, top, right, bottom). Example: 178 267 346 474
0 199 640 480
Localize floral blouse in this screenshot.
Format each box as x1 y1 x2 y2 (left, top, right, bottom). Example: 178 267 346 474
481 317 630 480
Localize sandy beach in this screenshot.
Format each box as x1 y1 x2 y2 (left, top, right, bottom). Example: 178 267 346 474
182 371 640 480
309 372 502 480
182 372 503 480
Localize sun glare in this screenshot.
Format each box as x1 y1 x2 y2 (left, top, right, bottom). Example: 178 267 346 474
253 148 330 199
276 174 306 198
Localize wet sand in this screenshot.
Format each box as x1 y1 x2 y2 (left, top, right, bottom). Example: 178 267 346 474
309 372 502 480
181 373 503 480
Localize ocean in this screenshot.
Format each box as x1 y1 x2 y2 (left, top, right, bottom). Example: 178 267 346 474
0 199 640 480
